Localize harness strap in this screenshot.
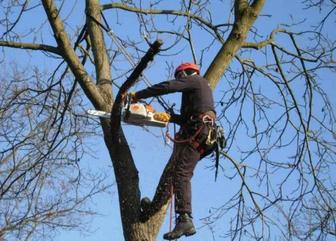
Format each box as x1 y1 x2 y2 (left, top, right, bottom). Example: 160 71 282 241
165 111 217 155
189 139 205 155
165 124 204 145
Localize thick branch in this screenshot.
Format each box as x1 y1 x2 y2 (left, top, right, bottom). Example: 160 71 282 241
86 0 112 104
204 0 266 89
235 0 249 17
42 0 106 110
251 0 266 13
0 41 61 55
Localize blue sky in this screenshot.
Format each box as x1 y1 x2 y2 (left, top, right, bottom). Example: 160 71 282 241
55 2 335 241
1 1 335 241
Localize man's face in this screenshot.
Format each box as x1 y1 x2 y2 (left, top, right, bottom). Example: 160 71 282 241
175 71 186 79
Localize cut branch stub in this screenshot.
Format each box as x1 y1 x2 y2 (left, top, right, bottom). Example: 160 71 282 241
110 40 163 134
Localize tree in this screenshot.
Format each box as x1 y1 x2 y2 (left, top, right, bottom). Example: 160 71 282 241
1 0 335 241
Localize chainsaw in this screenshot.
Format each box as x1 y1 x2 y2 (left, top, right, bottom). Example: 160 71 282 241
87 98 169 128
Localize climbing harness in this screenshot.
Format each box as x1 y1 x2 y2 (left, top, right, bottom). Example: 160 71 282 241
165 112 226 181
165 112 214 152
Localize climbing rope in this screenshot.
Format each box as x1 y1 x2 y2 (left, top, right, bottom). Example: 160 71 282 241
169 185 174 232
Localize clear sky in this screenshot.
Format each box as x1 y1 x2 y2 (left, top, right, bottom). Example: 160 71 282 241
54 1 335 241
1 1 335 241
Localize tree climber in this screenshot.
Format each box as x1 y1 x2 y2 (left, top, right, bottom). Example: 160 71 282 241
131 62 216 240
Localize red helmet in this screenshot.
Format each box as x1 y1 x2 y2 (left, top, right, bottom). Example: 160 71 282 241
174 62 200 77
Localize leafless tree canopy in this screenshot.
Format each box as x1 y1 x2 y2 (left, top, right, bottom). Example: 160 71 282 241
0 0 335 241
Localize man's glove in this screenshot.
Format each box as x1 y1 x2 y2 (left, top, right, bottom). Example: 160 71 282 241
129 92 138 103
153 112 171 122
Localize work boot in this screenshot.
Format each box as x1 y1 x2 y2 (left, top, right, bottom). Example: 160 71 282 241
140 197 151 222
140 197 151 213
163 213 196 240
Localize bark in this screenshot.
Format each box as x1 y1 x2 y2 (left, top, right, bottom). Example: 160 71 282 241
42 0 106 110
0 41 60 55
86 0 112 105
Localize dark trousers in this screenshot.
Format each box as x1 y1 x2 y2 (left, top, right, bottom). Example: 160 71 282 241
169 123 214 214
170 141 201 214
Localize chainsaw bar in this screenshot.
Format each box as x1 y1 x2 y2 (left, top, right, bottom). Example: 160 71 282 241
87 104 167 128
87 109 111 119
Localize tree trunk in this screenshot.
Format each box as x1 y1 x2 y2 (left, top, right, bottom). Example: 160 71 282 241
105 40 169 241
101 120 171 241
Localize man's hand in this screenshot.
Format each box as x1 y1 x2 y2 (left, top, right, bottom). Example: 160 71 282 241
153 112 171 122
129 92 138 103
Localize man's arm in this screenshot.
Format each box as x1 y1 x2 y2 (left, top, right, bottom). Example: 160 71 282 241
135 77 194 99
133 77 196 125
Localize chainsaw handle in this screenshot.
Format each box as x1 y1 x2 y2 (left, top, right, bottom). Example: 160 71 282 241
124 93 148 105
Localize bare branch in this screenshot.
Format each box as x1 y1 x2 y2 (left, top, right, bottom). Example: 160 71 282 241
42 0 106 110
0 40 61 55
86 0 112 104
101 2 229 33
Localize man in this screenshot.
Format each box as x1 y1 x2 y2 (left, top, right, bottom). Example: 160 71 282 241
131 62 216 240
